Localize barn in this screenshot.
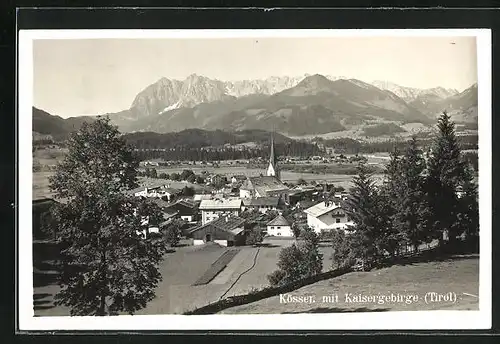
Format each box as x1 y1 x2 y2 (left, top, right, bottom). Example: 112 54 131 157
189 215 247 247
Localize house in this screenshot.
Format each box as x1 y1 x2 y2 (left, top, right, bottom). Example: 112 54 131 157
164 199 198 223
266 215 292 237
132 184 181 201
193 193 213 202
239 176 289 202
199 198 242 225
136 215 161 239
304 199 354 234
242 196 281 214
189 215 247 246
231 174 247 184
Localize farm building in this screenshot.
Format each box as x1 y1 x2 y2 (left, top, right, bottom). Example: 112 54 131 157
242 196 281 214
189 215 247 247
266 215 292 237
239 176 289 203
164 199 198 223
199 198 242 225
304 200 354 234
288 187 316 205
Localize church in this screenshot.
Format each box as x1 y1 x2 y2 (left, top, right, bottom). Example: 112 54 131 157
240 133 290 204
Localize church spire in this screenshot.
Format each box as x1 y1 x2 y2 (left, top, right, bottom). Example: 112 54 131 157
269 131 276 167
266 129 280 179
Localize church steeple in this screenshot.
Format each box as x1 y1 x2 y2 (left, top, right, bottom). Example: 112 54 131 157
266 130 280 179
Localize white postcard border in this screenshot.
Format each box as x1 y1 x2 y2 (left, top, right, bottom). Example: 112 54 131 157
18 29 492 331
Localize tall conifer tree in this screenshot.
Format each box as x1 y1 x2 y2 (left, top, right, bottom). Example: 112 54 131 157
426 111 466 246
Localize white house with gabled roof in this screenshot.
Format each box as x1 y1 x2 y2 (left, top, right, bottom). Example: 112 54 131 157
266 215 292 237
304 199 354 234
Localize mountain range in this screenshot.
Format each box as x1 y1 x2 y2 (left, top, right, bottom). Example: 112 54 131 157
34 73 478 138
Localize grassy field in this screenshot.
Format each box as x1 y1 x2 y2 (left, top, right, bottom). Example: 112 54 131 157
219 255 479 314
33 236 478 316
33 238 333 315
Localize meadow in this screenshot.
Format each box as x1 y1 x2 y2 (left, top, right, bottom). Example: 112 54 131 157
33 237 335 315
219 255 480 314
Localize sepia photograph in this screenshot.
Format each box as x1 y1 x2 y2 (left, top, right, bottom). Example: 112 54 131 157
18 29 491 331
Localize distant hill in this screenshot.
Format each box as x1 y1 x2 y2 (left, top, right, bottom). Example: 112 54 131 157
114 74 431 136
123 128 293 149
32 107 95 141
363 123 407 137
409 83 478 123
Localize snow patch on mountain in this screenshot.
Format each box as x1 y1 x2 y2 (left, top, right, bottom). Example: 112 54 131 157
371 80 459 102
159 100 182 114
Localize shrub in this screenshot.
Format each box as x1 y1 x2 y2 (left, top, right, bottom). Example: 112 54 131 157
162 219 183 247
245 226 264 246
268 227 323 286
330 229 358 269
267 270 286 286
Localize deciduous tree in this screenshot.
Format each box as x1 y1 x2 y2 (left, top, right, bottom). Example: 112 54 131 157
49 117 166 316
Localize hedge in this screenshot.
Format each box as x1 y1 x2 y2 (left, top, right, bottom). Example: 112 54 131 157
184 266 353 315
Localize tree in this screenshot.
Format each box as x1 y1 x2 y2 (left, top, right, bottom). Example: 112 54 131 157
181 186 195 197
394 137 432 252
330 229 361 269
457 164 479 240
186 174 196 184
267 226 322 286
48 117 166 316
158 172 168 179
299 226 323 276
212 174 227 190
170 173 180 181
162 218 183 247
195 175 205 184
245 224 264 246
180 169 195 181
426 112 466 247
344 163 388 264
149 168 158 179
291 222 302 240
297 178 307 185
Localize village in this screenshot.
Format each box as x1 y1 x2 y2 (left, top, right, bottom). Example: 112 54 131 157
127 134 354 246
32 134 362 315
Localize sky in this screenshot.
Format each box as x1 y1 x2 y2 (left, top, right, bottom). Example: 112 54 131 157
33 36 478 118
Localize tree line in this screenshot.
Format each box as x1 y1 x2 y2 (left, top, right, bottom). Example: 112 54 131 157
319 134 478 156
133 141 323 162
